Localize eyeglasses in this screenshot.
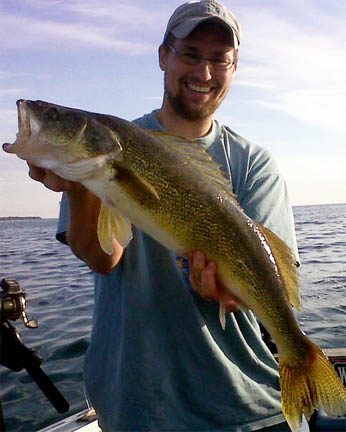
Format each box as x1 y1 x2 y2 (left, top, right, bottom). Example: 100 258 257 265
167 45 235 71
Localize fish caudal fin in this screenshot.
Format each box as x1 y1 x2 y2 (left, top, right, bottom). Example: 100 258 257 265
279 342 346 432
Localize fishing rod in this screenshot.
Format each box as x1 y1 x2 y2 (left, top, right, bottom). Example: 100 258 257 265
0 278 69 431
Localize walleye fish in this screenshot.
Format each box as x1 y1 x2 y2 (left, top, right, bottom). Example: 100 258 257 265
3 99 346 431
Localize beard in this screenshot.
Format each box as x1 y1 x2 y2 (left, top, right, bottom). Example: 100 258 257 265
164 75 223 121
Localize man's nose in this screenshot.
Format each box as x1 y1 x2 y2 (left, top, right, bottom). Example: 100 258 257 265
192 60 213 81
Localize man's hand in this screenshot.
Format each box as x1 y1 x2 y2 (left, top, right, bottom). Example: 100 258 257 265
188 250 240 313
27 162 79 192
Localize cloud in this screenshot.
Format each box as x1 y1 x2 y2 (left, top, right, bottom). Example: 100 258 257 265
61 0 165 25
0 109 17 120
235 4 346 136
0 6 157 53
0 107 18 142
24 0 165 24
0 89 23 97
234 78 275 90
143 96 162 101
257 88 346 135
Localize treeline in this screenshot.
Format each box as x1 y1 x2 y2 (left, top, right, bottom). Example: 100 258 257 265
0 216 41 221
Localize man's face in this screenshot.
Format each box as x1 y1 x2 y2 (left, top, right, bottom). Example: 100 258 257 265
159 22 237 121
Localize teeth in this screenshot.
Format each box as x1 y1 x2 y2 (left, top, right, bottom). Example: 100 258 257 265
18 103 30 136
29 114 40 136
187 83 211 93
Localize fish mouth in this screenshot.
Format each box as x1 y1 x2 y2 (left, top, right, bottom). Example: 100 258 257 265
2 99 37 154
16 99 42 140
17 99 31 138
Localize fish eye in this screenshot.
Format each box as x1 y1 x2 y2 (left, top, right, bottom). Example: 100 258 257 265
45 107 59 121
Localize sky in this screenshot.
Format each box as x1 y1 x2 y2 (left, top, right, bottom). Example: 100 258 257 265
0 0 345 217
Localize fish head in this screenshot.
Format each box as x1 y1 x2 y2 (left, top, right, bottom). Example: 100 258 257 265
3 99 121 171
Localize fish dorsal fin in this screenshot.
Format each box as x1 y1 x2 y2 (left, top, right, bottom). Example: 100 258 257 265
260 225 302 311
149 130 236 200
97 203 133 255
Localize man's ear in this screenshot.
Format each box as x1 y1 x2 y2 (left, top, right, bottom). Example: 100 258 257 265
158 45 167 71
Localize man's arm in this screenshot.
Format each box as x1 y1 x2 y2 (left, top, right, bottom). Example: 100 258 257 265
28 163 124 274
66 187 124 274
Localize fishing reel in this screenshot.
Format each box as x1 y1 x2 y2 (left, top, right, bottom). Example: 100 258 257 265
0 277 69 425
0 278 38 329
0 278 40 374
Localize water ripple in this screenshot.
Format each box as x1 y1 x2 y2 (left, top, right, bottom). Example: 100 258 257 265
1 205 346 430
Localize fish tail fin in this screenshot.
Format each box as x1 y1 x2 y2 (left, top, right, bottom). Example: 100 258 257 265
279 341 346 432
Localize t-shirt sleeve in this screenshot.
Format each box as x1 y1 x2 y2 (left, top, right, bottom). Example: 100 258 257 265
228 133 299 262
241 169 299 262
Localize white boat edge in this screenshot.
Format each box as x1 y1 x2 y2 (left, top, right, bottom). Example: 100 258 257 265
36 409 101 432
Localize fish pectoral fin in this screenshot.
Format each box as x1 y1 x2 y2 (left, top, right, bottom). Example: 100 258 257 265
133 173 160 201
113 164 160 202
260 225 302 311
56 154 109 181
97 203 133 254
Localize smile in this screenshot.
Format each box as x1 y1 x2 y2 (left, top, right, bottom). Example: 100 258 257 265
186 83 211 93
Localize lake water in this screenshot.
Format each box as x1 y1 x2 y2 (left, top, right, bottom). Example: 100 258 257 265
0 203 345 431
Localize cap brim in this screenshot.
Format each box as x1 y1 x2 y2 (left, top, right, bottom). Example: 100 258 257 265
171 17 239 49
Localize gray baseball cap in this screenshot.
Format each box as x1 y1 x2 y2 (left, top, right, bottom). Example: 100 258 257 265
164 0 241 49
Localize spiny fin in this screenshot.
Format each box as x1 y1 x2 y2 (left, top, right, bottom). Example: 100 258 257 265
260 225 302 311
72 118 123 158
97 203 133 255
70 121 88 147
280 339 346 432
149 130 236 201
218 294 249 330
219 302 226 330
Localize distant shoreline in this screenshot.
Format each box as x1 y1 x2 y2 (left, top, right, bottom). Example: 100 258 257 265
0 216 42 221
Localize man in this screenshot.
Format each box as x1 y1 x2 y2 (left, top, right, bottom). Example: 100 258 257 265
29 1 309 430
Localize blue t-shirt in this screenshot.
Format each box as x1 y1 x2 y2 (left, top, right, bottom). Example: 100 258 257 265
57 111 299 431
